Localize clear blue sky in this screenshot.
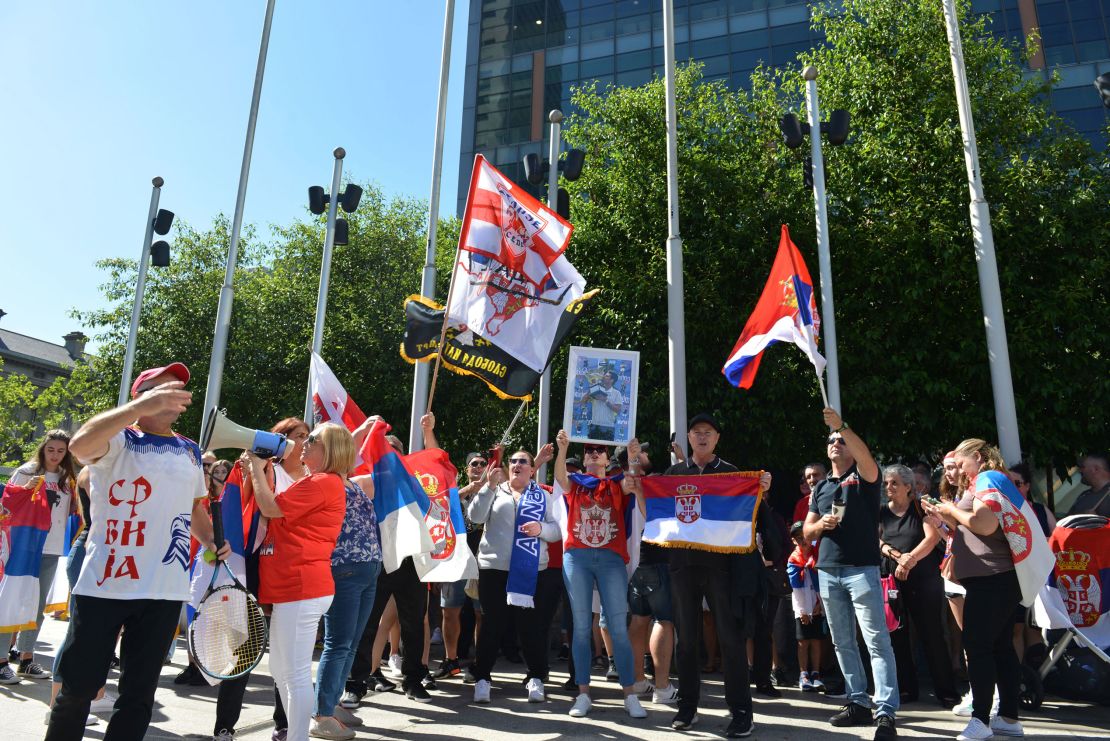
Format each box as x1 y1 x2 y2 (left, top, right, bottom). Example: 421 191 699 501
0 1 469 351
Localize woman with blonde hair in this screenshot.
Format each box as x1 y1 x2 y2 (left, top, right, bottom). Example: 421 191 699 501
0 429 78 684
244 422 353 741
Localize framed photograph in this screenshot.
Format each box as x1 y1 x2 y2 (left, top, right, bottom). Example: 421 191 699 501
563 346 640 447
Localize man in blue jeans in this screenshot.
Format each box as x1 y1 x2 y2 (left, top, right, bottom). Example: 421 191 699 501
803 407 899 740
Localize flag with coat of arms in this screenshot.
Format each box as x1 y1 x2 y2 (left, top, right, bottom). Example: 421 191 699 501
405 448 478 582
640 472 765 554
722 224 825 389
447 154 588 375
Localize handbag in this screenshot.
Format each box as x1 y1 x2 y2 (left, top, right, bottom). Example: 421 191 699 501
880 574 902 632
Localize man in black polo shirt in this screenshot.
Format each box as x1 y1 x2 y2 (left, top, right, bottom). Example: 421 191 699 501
803 408 898 740
666 413 776 739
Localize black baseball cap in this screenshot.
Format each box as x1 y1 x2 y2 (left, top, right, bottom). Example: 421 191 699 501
466 452 486 465
688 412 721 433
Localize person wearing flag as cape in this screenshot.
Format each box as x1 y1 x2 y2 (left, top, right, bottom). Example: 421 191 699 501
662 413 776 739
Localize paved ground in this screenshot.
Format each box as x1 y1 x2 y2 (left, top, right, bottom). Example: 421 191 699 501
2 616 1108 740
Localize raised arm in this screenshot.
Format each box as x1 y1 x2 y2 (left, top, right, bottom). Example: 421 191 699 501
421 412 439 451
554 429 570 492
242 452 284 518
823 407 877 483
70 381 191 463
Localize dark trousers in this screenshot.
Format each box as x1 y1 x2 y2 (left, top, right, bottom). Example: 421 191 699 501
47 595 180 741
962 570 1022 723
212 674 288 735
347 557 427 692
473 567 561 682
751 594 780 685
889 573 959 702
534 567 564 659
773 597 799 679
670 557 752 716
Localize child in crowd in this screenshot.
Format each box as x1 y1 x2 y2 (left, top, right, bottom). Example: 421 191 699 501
786 521 827 692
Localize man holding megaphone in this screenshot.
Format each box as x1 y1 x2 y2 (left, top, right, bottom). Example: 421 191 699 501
47 362 231 741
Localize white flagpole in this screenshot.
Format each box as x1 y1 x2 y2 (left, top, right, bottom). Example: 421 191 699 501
535 110 562 483
940 0 1022 464
409 0 456 453
198 0 276 436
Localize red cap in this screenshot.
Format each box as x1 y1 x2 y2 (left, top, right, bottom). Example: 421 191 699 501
130 362 190 398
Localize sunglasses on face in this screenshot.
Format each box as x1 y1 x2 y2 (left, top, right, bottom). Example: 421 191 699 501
508 457 531 466
826 437 845 446
469 460 487 468
583 446 607 456
304 433 318 448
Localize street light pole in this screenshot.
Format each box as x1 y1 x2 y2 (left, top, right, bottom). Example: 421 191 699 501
662 0 688 459
304 148 346 422
803 66 841 412
409 0 456 453
535 109 563 484
941 0 1022 463
199 0 276 437
118 176 163 406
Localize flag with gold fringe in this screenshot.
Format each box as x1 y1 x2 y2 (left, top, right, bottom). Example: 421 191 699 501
641 472 764 554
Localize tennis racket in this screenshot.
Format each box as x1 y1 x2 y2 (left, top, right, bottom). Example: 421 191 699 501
187 503 268 680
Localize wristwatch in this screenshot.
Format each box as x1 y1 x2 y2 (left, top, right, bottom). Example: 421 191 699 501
834 422 849 433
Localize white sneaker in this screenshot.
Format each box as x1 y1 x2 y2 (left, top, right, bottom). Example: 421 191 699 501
953 691 975 717
332 705 363 728
652 684 679 705
624 694 648 719
214 731 234 741
526 677 545 702
339 690 361 709
474 679 491 704
387 654 403 677
430 627 443 645
569 693 592 717
957 717 994 740
629 679 653 695
90 691 118 713
44 710 97 727
990 716 1024 737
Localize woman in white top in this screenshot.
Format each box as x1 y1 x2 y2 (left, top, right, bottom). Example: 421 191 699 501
0 429 78 684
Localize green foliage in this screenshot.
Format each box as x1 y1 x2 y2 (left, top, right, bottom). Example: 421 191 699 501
0 360 36 465
563 0 1110 467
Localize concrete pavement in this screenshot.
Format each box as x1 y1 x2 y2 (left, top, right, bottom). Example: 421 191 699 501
2 615 1108 740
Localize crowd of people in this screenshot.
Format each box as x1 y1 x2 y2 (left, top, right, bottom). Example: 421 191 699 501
2 360 1108 741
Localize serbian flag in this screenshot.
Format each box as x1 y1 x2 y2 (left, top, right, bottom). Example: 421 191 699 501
973 470 1055 607
189 464 249 620
0 479 52 632
723 225 825 388
1045 516 1110 646
457 154 572 288
407 449 478 582
359 418 434 573
641 472 764 554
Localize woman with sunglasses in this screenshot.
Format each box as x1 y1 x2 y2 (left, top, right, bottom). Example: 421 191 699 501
244 422 353 741
467 448 562 704
554 430 648 719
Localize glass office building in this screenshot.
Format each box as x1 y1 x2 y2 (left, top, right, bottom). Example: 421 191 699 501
456 0 1110 214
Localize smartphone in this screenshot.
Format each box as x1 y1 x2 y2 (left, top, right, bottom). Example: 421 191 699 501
670 431 676 443
923 495 941 506
486 446 503 468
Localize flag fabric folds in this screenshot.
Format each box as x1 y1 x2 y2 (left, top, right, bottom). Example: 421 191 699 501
641 472 764 554
446 156 587 375
401 289 596 400
1046 515 1110 645
359 419 434 573
973 470 1056 608
406 449 478 583
310 351 367 430
0 479 52 632
723 224 825 389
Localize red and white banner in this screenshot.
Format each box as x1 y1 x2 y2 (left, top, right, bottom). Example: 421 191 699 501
310 352 366 432
458 154 573 288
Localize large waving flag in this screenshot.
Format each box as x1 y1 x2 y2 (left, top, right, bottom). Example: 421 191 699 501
446 156 589 375
723 225 825 388
359 419 434 573
0 479 52 632
974 470 1055 607
641 472 764 554
310 351 367 430
406 449 478 582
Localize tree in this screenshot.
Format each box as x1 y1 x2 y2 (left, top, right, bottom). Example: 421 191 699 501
0 360 36 466
562 0 1110 468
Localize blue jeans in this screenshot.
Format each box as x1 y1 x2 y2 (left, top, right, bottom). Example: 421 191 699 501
562 548 634 687
315 560 382 715
818 566 899 718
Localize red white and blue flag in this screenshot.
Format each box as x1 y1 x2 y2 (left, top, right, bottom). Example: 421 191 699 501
405 449 478 583
974 470 1055 607
0 478 52 632
640 472 764 554
358 419 434 573
722 225 825 389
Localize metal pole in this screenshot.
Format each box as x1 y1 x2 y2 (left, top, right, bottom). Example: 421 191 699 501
662 0 688 460
409 0 456 453
304 148 345 422
803 66 841 412
118 177 163 406
941 0 1022 463
536 110 562 483
198 0 275 436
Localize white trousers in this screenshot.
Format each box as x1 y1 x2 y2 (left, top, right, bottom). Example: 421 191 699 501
269 595 332 741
